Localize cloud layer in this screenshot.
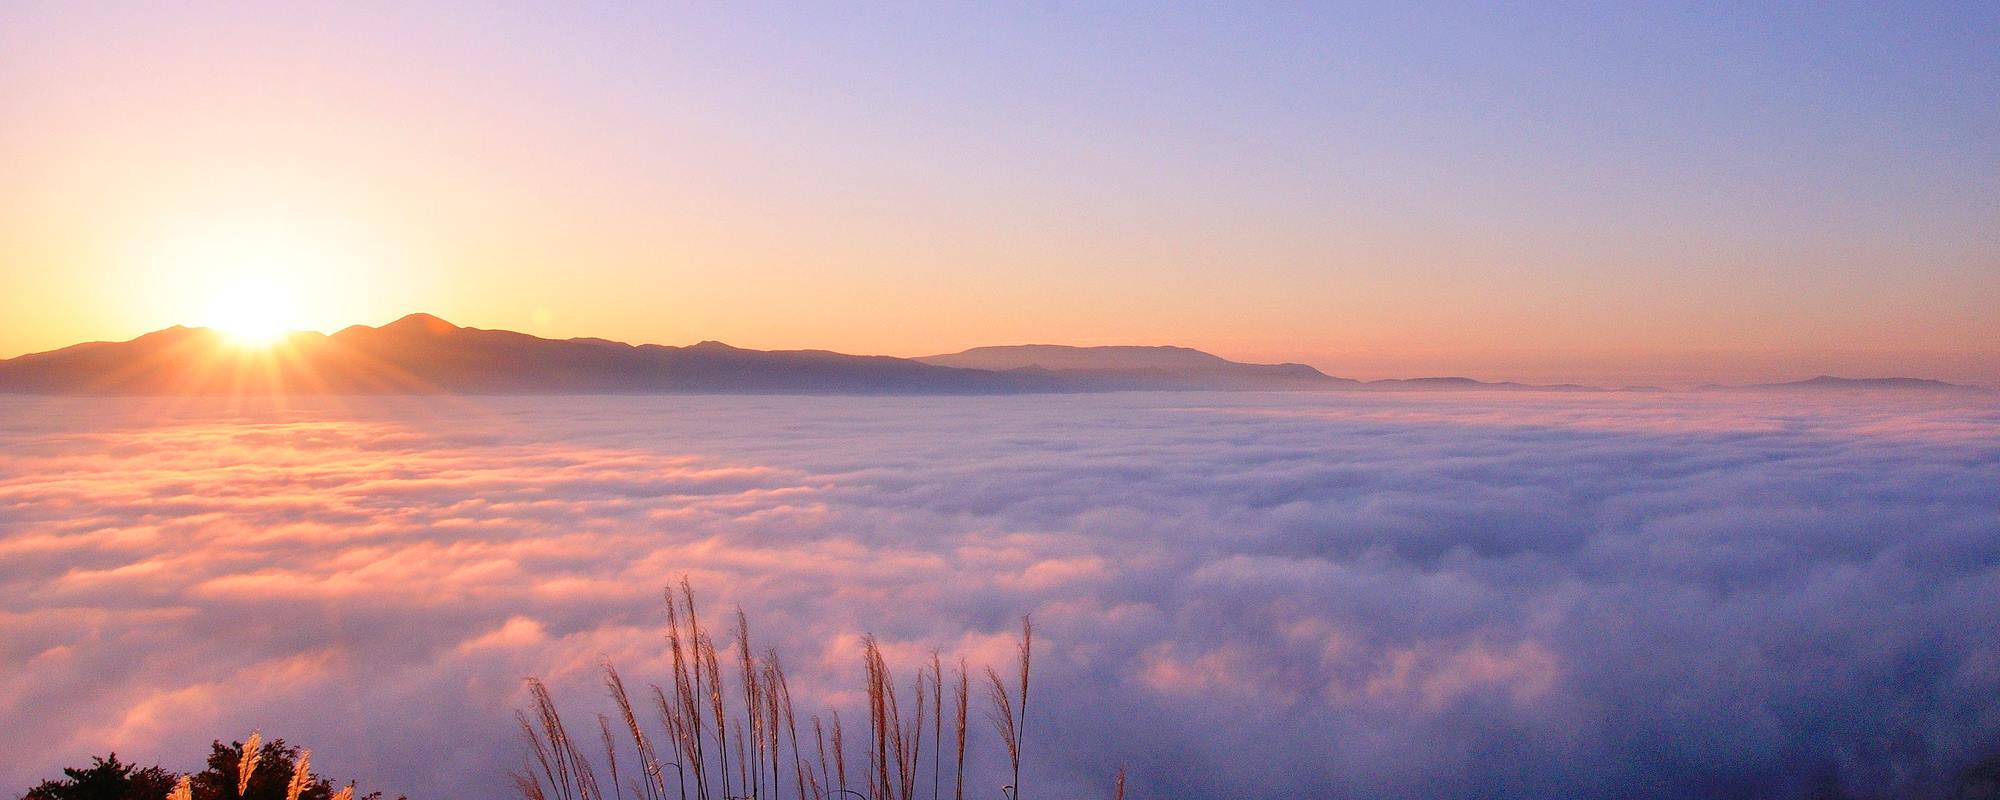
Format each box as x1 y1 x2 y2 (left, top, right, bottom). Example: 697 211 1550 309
3 392 1998 798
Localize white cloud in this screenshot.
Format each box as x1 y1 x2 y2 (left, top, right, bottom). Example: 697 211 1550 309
1 392 1997 798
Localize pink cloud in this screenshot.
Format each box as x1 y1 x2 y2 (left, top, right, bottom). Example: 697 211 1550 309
0 392 1995 799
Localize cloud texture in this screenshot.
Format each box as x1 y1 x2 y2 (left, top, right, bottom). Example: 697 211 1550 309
2 392 1998 798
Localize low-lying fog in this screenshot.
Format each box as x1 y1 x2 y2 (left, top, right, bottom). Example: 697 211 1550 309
3 391 1997 799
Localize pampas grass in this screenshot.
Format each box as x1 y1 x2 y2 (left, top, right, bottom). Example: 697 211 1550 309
831 710 849 795
929 652 942 800
598 714 623 800
284 749 312 800
515 584 1067 800
238 731 264 796
982 670 1017 800
521 676 603 800
951 661 968 800
604 662 670 800
981 617 1034 800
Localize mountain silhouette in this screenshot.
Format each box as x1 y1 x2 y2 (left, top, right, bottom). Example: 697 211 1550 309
1 316 1980 395
918 344 1353 390
918 345 1620 392
0 314 1064 395
1701 375 1990 394
1352 376 1603 392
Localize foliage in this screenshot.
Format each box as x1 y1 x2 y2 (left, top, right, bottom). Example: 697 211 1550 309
22 754 178 800
16 737 399 800
188 737 330 800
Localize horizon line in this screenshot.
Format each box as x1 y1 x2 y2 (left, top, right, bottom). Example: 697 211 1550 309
3 312 1992 393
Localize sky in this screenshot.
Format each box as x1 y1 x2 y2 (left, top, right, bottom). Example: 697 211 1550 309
1 3 1996 383
3 391 1998 799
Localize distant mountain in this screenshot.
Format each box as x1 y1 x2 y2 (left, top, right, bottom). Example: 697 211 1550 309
918 347 1619 392
0 314 1064 395
14 316 1967 396
918 344 1354 390
1703 375 1991 394
1354 376 1603 393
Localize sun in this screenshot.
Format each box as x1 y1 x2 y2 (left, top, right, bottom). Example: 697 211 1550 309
203 279 298 345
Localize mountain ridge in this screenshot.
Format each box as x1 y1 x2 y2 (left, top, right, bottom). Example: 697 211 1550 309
1699 375 1990 394
918 343 1352 390
0 316 1984 395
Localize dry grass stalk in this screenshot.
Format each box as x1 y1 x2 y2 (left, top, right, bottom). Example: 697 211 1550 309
930 652 943 800
678 580 729 800
663 585 704 800
952 661 968 800
604 663 667 800
887 664 906 800
332 785 355 800
811 714 832 800
984 668 1018 799
985 616 1032 800
733 728 749 795
237 731 263 796
515 586 1056 800
904 670 926 800
646 685 692 800
1112 767 1125 800
597 714 622 800
735 609 762 800
513 771 549 800
698 631 731 800
168 775 192 800
771 654 807 800
1017 617 1033 800
980 620 1032 800
520 711 560 800
863 635 892 800
523 681 570 800
283 748 311 800
524 676 604 800
761 653 782 799
831 711 848 794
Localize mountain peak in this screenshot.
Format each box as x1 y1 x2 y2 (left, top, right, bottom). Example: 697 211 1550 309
381 313 460 334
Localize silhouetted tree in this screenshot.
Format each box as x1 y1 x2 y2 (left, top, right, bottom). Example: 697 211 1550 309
187 737 330 800
17 736 400 800
22 754 177 800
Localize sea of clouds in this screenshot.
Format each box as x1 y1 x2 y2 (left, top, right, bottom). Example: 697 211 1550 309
2 391 1998 799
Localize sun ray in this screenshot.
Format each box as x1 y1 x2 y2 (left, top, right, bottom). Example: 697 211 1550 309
203 279 299 346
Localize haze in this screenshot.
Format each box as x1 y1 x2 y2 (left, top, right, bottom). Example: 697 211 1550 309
3 4 1996 384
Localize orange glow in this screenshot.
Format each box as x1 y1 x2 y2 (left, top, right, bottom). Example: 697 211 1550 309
202 279 297 346
0 5 1994 387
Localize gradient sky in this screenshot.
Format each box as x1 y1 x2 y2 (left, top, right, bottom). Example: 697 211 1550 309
2 3 1996 383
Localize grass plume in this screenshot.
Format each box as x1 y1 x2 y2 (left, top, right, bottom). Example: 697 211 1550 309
284 749 312 800
952 661 968 800
513 583 1060 800
237 731 263 796
985 618 1032 800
